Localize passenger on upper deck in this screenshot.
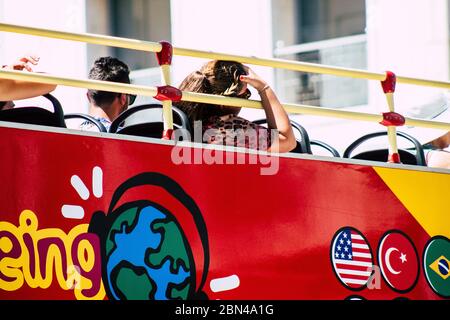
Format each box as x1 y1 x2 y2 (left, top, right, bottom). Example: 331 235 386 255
82 56 135 131
0 55 56 108
425 132 450 169
176 60 296 153
404 92 450 169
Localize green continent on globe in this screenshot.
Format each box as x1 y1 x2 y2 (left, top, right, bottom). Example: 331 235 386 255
115 265 155 300
149 219 191 299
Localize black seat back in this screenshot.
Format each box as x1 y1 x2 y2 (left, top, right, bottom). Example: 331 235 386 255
0 94 66 128
109 104 191 139
349 149 419 165
253 118 312 154
117 122 165 139
64 113 108 132
343 131 426 166
310 140 341 157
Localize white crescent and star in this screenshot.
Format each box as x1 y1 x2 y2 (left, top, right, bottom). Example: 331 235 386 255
385 247 402 274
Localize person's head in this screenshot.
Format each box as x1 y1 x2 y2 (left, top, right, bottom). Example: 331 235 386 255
87 56 135 119
0 101 14 110
177 60 251 124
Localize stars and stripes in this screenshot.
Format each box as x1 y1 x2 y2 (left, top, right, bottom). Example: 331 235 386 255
331 228 373 289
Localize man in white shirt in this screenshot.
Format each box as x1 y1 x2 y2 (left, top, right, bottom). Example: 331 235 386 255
82 56 135 132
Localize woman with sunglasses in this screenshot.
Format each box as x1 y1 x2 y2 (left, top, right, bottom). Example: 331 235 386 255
176 60 296 153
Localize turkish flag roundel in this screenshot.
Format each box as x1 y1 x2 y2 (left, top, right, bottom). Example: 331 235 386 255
378 231 419 292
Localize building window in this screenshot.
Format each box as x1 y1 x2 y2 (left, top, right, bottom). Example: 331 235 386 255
86 0 171 106
273 0 367 108
110 0 171 71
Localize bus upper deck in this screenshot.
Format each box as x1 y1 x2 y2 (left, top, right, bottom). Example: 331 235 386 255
0 23 449 301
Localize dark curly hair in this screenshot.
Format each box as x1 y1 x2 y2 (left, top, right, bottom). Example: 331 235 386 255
87 56 130 106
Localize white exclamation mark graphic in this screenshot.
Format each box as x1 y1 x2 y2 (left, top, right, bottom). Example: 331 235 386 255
93 166 103 198
210 275 240 293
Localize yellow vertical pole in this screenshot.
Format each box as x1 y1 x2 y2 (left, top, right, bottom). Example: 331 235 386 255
385 93 400 161
156 41 175 139
381 71 401 163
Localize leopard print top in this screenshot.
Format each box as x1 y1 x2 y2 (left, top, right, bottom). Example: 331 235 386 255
202 114 272 151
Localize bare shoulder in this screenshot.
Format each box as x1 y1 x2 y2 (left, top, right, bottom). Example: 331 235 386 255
427 150 450 169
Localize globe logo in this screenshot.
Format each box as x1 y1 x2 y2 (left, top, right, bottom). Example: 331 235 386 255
88 172 209 300
104 203 193 300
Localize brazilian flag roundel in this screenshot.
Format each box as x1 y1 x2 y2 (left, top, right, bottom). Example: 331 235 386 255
423 236 450 298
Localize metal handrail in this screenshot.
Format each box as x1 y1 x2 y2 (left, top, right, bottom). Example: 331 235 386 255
1 22 449 89
0 69 157 96
1 69 449 131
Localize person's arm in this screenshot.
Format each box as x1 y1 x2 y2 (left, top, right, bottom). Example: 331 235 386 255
0 56 56 101
427 150 450 169
0 78 56 101
240 67 296 153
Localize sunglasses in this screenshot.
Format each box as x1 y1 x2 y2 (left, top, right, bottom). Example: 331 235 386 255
128 94 137 106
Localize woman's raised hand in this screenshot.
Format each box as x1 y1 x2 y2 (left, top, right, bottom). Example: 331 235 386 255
239 66 267 92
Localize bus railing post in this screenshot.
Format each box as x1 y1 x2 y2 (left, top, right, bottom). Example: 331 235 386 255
380 71 404 164
156 41 175 140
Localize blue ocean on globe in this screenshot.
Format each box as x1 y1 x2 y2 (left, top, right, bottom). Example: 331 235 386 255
105 205 191 300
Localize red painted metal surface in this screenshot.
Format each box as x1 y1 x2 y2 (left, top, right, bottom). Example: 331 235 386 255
156 41 173 66
155 85 182 102
388 152 402 164
0 126 443 300
162 129 174 140
380 112 405 127
381 71 396 93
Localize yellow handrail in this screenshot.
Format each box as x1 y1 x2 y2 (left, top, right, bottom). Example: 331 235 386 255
0 69 157 97
2 69 449 131
1 22 449 89
173 47 385 81
0 23 162 53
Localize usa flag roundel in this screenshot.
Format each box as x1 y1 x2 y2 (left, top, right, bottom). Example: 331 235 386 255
331 227 373 290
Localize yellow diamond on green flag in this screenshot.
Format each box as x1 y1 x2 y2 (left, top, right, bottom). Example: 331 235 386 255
423 237 450 298
429 255 450 280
